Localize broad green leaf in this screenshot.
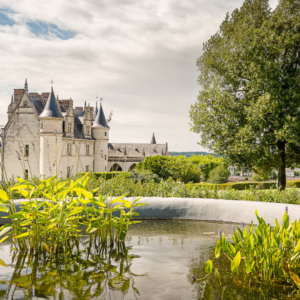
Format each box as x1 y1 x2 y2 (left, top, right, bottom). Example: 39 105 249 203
0 206 9 213
283 212 289 229
0 190 8 201
205 260 213 274
0 226 12 237
215 240 221 258
294 240 300 252
231 251 241 273
15 232 30 238
0 258 7 267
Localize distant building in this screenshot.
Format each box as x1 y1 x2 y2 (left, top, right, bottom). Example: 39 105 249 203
0 80 169 179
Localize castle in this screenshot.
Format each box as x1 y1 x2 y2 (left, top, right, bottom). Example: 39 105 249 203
0 80 169 180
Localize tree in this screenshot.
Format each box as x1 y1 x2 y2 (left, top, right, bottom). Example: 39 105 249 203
207 165 230 184
190 0 300 190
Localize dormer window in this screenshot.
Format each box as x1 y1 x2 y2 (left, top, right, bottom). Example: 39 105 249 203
86 126 90 136
23 100 28 107
67 122 72 134
40 123 44 129
105 132 107 136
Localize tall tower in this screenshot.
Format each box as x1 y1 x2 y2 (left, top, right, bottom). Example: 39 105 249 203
39 87 64 177
92 100 109 172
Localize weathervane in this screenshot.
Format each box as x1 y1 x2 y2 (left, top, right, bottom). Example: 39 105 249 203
50 80 53 87
100 97 103 104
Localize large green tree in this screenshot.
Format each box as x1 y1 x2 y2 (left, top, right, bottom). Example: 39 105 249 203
190 0 300 190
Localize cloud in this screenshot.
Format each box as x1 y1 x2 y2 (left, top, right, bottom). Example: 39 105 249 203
0 0 279 151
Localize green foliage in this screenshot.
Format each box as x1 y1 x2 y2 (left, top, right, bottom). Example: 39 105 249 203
129 169 160 183
206 211 300 290
244 177 248 181
207 165 230 184
251 174 264 182
0 174 148 254
78 171 130 180
136 154 225 183
190 0 300 190
294 171 300 177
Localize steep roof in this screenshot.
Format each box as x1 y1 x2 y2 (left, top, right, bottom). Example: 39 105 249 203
93 103 109 128
39 87 64 119
94 102 98 120
150 133 156 144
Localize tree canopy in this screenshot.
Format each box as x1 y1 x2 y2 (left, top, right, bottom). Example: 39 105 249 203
190 0 300 190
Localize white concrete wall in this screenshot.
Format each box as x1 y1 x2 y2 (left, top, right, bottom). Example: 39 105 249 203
59 139 95 177
3 96 40 180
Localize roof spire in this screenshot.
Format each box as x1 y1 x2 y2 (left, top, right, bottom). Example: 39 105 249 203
24 78 28 92
39 86 64 119
94 101 99 119
150 133 156 144
93 100 108 128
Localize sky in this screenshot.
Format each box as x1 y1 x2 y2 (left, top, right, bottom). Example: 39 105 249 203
0 0 279 152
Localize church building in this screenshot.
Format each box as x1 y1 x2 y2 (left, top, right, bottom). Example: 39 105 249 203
0 80 169 180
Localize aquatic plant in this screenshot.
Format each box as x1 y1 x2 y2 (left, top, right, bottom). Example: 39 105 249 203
0 239 141 299
0 174 148 254
205 210 300 292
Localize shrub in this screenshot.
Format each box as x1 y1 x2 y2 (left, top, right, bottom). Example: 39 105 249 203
207 165 230 184
244 177 248 180
286 180 300 188
78 171 130 180
251 174 264 181
294 171 300 177
136 154 225 183
130 169 160 183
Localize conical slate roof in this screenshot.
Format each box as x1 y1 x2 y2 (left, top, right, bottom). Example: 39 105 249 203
39 87 64 118
93 103 108 128
150 133 156 144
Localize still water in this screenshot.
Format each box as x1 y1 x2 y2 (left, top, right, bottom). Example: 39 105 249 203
0 220 293 299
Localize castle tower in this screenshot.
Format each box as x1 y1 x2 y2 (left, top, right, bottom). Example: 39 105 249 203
65 99 74 138
39 87 64 177
92 101 109 172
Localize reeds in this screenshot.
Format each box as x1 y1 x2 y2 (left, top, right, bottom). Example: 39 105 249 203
0 173 148 254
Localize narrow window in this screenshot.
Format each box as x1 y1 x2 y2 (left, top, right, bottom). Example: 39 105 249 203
67 143 71 156
105 132 107 136
86 144 90 156
105 166 106 171
86 126 90 136
40 123 44 129
105 154 106 160
23 100 28 107
24 169 28 180
86 165 89 172
67 122 72 134
24 145 29 157
67 166 71 178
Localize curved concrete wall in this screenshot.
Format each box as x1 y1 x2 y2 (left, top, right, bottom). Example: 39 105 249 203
0 197 298 226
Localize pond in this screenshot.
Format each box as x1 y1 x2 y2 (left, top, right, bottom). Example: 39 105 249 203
0 220 294 299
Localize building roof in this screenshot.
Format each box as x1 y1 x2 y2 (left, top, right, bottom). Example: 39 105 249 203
93 103 109 128
94 102 98 120
39 87 64 119
108 143 167 158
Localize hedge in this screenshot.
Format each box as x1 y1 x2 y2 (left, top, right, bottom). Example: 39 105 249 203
78 171 130 180
286 180 300 188
187 181 276 190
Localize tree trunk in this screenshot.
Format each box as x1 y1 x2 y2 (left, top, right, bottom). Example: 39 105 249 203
277 141 286 191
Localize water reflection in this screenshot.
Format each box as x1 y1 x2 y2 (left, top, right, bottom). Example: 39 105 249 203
0 239 141 299
0 220 296 299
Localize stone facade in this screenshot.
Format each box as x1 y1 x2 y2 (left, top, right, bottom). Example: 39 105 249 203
0 80 169 180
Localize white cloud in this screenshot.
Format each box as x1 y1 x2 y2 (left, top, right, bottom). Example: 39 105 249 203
0 0 279 151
